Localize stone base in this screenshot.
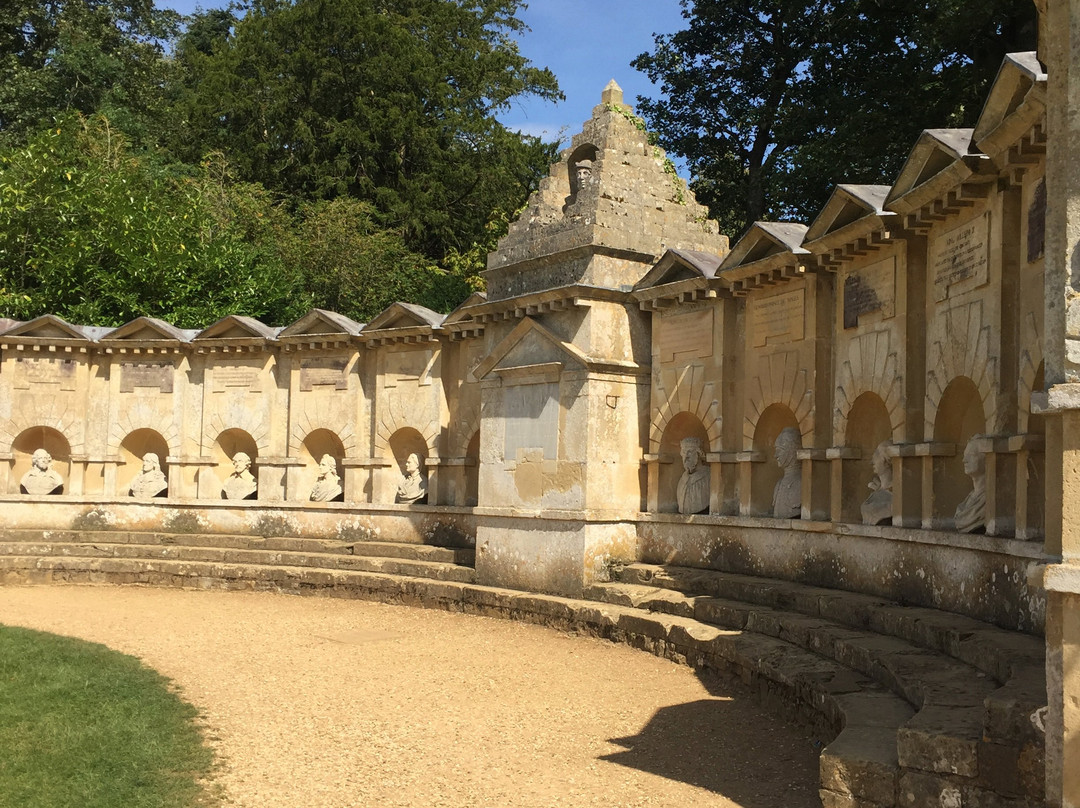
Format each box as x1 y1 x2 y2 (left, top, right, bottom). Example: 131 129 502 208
474 512 637 598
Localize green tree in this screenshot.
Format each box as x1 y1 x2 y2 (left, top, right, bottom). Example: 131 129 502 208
0 1 180 148
633 0 1036 237
0 115 307 327
168 0 562 262
281 198 470 323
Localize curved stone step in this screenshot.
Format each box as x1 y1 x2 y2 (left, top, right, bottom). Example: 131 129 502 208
585 578 1044 804
615 563 1044 680
0 530 474 564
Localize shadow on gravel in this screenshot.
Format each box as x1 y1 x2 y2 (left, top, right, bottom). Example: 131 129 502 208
600 696 822 807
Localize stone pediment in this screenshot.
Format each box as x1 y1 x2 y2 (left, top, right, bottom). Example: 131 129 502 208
721 222 808 269
442 292 487 340
0 314 94 343
194 315 280 346
885 129 988 209
363 302 445 333
974 52 1046 143
634 249 725 291
278 308 364 339
442 292 487 326
804 185 892 242
973 52 1047 165
474 317 641 381
717 223 810 295
100 317 193 344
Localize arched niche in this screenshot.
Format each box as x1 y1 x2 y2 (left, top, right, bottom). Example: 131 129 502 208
300 428 345 502
464 430 480 507
842 393 892 523
657 412 710 513
12 427 70 495
933 376 985 522
119 429 170 498
566 143 599 203
751 404 799 516
214 428 258 500
386 427 428 504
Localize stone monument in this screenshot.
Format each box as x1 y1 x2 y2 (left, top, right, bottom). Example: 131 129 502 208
20 448 63 495
954 437 987 534
395 453 427 504
772 427 802 518
128 452 167 498
309 454 342 502
860 441 893 525
222 452 257 500
676 437 710 515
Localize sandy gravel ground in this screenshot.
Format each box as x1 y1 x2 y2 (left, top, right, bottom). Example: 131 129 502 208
0 585 821 807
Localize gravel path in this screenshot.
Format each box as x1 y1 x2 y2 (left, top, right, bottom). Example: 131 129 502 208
0 585 822 807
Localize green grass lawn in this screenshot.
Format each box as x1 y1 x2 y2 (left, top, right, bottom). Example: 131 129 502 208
0 625 217 807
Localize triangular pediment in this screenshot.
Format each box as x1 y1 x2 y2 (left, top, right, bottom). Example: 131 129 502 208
101 316 190 342
2 314 91 341
195 315 278 341
442 292 487 326
278 308 364 338
974 52 1046 145
720 222 808 271
886 129 979 206
364 302 445 332
474 318 589 380
805 185 891 242
634 248 724 291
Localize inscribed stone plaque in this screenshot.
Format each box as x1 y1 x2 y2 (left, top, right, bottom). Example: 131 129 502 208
504 381 559 458
383 349 432 388
120 362 173 393
213 362 261 391
843 257 896 329
750 289 805 347
14 357 77 391
660 308 713 363
932 214 989 301
300 358 348 391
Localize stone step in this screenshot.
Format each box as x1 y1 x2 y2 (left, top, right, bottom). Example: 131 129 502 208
0 529 474 562
585 579 1043 803
0 556 1040 806
614 563 1044 684
0 544 476 584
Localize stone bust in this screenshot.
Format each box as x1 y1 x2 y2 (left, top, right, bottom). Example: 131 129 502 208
129 452 167 498
395 452 427 504
309 454 343 502
771 427 802 519
954 436 987 534
676 436 710 515
222 451 257 500
574 158 594 189
860 441 893 526
20 448 63 495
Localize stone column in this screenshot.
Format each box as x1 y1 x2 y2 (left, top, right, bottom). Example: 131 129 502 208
1037 1 1080 804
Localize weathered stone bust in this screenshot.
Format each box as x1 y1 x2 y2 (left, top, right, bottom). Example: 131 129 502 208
676 437 710 515
954 437 987 534
860 441 893 526
222 451 257 500
20 448 63 495
309 454 343 502
395 452 427 504
129 452 167 498
771 427 802 519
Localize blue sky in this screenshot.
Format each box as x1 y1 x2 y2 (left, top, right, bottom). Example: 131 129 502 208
157 1 689 148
